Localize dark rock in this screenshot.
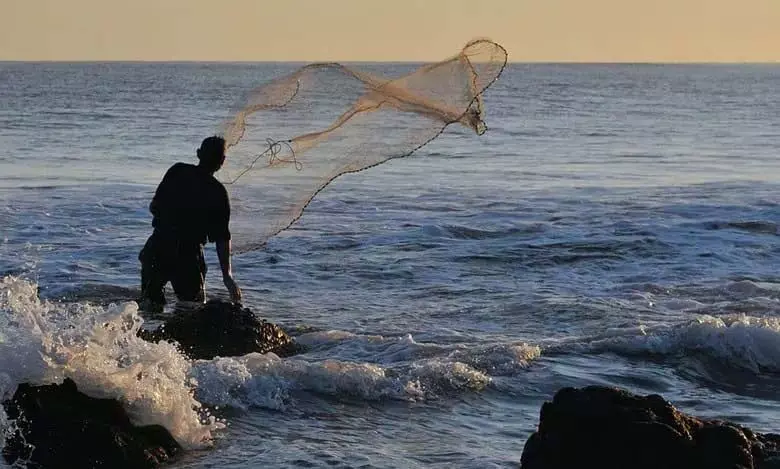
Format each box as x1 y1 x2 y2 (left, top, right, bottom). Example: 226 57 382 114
2 378 180 469
138 300 300 360
521 386 780 469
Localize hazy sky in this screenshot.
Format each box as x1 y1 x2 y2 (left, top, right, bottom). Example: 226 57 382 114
2 0 779 62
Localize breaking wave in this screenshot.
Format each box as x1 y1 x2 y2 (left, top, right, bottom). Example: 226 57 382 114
556 314 780 373
0 276 541 454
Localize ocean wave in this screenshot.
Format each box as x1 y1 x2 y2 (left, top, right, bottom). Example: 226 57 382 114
295 329 540 374
0 276 542 449
190 333 540 411
0 276 221 451
702 220 778 235
557 314 780 373
419 223 540 241
191 354 421 410
190 354 490 411
451 237 672 267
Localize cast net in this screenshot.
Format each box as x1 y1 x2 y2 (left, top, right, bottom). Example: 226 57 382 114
218 39 508 253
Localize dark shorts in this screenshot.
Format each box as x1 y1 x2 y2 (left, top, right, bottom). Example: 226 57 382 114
139 231 206 307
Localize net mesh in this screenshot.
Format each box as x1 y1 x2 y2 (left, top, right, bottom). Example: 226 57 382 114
218 39 508 253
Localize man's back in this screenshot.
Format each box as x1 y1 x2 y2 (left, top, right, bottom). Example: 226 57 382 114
150 162 231 245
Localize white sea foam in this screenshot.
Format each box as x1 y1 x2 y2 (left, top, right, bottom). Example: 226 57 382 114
191 352 490 410
0 275 544 455
191 333 540 410
295 329 541 372
563 314 780 373
0 276 221 450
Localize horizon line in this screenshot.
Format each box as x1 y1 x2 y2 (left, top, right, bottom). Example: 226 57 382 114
1 59 779 65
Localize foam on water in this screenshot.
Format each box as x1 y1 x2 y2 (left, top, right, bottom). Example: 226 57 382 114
294 329 541 372
192 354 419 410
0 274 542 455
191 353 489 411
192 332 540 411
562 314 780 373
0 276 221 450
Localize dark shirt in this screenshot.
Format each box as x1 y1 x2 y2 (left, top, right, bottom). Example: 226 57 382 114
150 163 231 245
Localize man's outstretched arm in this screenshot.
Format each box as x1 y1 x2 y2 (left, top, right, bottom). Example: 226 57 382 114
216 239 242 304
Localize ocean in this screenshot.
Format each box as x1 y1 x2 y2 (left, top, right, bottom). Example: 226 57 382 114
1 62 779 468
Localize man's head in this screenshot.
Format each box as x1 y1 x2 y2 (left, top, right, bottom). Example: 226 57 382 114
197 136 226 173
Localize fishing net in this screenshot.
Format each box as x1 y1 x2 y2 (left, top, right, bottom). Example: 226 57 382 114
218 39 508 253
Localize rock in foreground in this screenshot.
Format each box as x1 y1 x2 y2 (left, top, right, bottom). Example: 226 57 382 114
139 300 300 360
3 378 180 469
521 386 780 469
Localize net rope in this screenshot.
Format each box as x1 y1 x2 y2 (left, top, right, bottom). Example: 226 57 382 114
218 39 508 253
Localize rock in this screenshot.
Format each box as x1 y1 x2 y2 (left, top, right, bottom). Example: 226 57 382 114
521 386 780 469
2 378 180 469
138 300 300 360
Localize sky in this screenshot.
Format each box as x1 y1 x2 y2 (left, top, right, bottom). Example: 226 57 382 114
1 0 779 62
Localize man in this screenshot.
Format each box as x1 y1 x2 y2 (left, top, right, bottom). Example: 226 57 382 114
139 136 241 312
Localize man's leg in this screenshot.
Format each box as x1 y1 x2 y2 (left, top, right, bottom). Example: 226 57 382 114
139 237 168 313
170 244 206 308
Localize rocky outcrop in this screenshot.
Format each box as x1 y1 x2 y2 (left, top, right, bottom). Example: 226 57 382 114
521 386 780 469
138 300 300 360
2 378 180 469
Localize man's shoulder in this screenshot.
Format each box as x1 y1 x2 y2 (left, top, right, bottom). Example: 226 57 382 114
171 162 196 171
165 162 194 176
209 176 229 197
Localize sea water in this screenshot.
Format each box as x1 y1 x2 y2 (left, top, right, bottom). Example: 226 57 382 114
1 62 779 467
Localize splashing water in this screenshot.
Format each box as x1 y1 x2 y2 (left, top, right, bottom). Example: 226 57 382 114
218 39 508 253
0 274 542 457
0 276 222 451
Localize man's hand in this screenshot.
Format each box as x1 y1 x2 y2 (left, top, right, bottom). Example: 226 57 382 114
223 274 242 304
216 239 241 304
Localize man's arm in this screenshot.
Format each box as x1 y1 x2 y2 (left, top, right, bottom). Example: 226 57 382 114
216 239 241 303
216 239 234 278
211 184 240 303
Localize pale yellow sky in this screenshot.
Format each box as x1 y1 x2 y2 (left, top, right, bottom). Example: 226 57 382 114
1 0 779 62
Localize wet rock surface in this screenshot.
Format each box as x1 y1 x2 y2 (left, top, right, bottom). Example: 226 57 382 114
521 386 780 469
2 378 181 469
138 300 300 360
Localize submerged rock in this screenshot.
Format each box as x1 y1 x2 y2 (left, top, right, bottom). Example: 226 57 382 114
2 378 180 469
521 386 780 469
138 300 300 360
